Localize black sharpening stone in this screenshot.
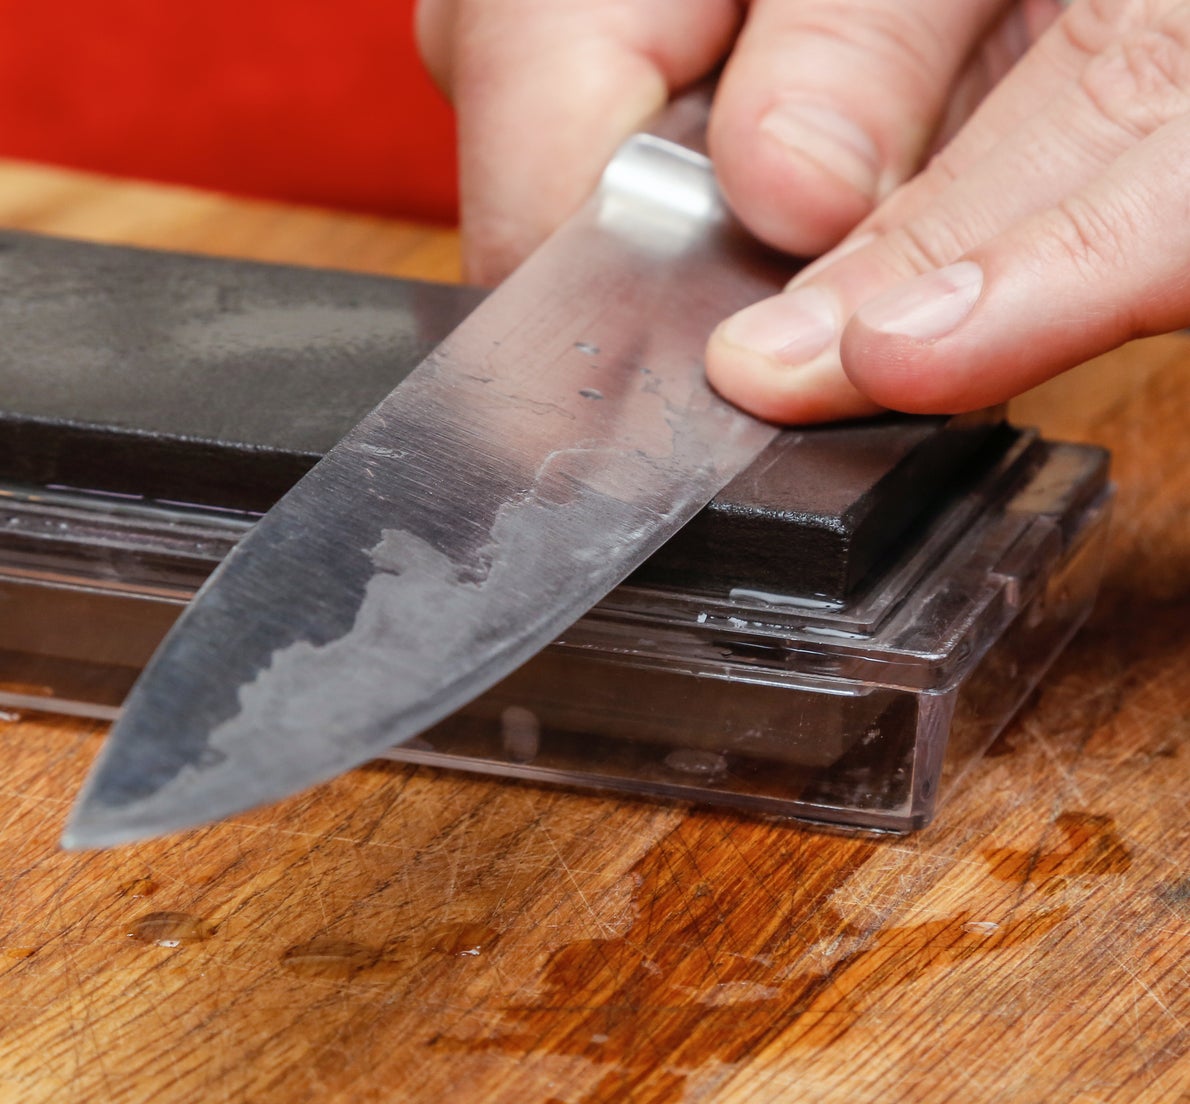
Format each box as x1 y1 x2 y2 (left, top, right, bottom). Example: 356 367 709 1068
0 231 1008 600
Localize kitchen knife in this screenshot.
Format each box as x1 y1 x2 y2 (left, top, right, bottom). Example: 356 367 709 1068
61 88 791 848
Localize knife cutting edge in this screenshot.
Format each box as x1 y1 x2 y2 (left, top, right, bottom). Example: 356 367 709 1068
61 87 792 848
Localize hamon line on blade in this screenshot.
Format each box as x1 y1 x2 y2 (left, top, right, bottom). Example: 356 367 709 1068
62 94 791 847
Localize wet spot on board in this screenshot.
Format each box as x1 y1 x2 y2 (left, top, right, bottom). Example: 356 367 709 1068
426 815 1066 1099
427 922 497 958
127 911 215 947
281 938 383 980
982 811 1132 892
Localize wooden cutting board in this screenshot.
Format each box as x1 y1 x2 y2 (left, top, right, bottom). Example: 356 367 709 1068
0 160 1185 1104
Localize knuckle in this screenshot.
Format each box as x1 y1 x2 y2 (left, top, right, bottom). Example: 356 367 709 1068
1059 0 1153 56
882 217 968 277
1076 15 1190 135
782 3 955 102
1048 192 1139 279
917 146 963 196
862 152 959 236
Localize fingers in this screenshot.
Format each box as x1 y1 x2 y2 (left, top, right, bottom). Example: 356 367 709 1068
706 286 886 421
708 0 1013 257
850 0 1092 236
843 113 1190 411
928 0 1065 154
707 0 1190 422
419 0 740 284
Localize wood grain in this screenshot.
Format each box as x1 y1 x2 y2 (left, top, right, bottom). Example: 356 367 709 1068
0 159 1185 1104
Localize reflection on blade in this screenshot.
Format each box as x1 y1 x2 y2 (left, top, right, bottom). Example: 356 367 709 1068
62 130 790 847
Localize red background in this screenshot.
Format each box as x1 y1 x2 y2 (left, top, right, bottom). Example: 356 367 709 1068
0 0 459 222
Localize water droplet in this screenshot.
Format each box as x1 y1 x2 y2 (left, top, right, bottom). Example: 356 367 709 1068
963 921 1000 935
427 922 497 958
501 706 540 763
118 877 158 899
579 387 603 400
663 749 727 778
127 911 214 947
574 341 600 356
0 710 20 723
280 938 381 979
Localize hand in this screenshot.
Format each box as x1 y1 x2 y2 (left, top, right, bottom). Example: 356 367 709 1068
418 1 1190 422
416 0 742 283
417 0 1056 278
706 0 1190 421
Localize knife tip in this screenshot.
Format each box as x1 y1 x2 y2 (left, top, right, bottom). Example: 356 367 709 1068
59 809 151 851
59 781 204 851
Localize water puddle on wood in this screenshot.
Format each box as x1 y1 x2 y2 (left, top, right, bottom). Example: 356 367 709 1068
426 922 497 958
280 939 382 980
127 911 214 948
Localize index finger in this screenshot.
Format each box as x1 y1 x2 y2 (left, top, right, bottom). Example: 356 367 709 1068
425 0 741 283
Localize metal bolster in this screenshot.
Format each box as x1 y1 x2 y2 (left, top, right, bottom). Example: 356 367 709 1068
597 134 725 229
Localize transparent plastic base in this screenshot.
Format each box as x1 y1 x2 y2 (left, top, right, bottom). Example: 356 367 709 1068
0 433 1110 832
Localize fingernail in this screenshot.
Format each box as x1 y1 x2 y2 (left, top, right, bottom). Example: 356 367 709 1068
857 261 984 340
718 287 839 367
760 102 881 200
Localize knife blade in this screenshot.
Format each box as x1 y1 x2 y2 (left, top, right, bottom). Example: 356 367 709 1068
61 89 791 848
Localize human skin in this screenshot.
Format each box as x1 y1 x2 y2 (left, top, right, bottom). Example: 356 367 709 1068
417 0 1190 423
